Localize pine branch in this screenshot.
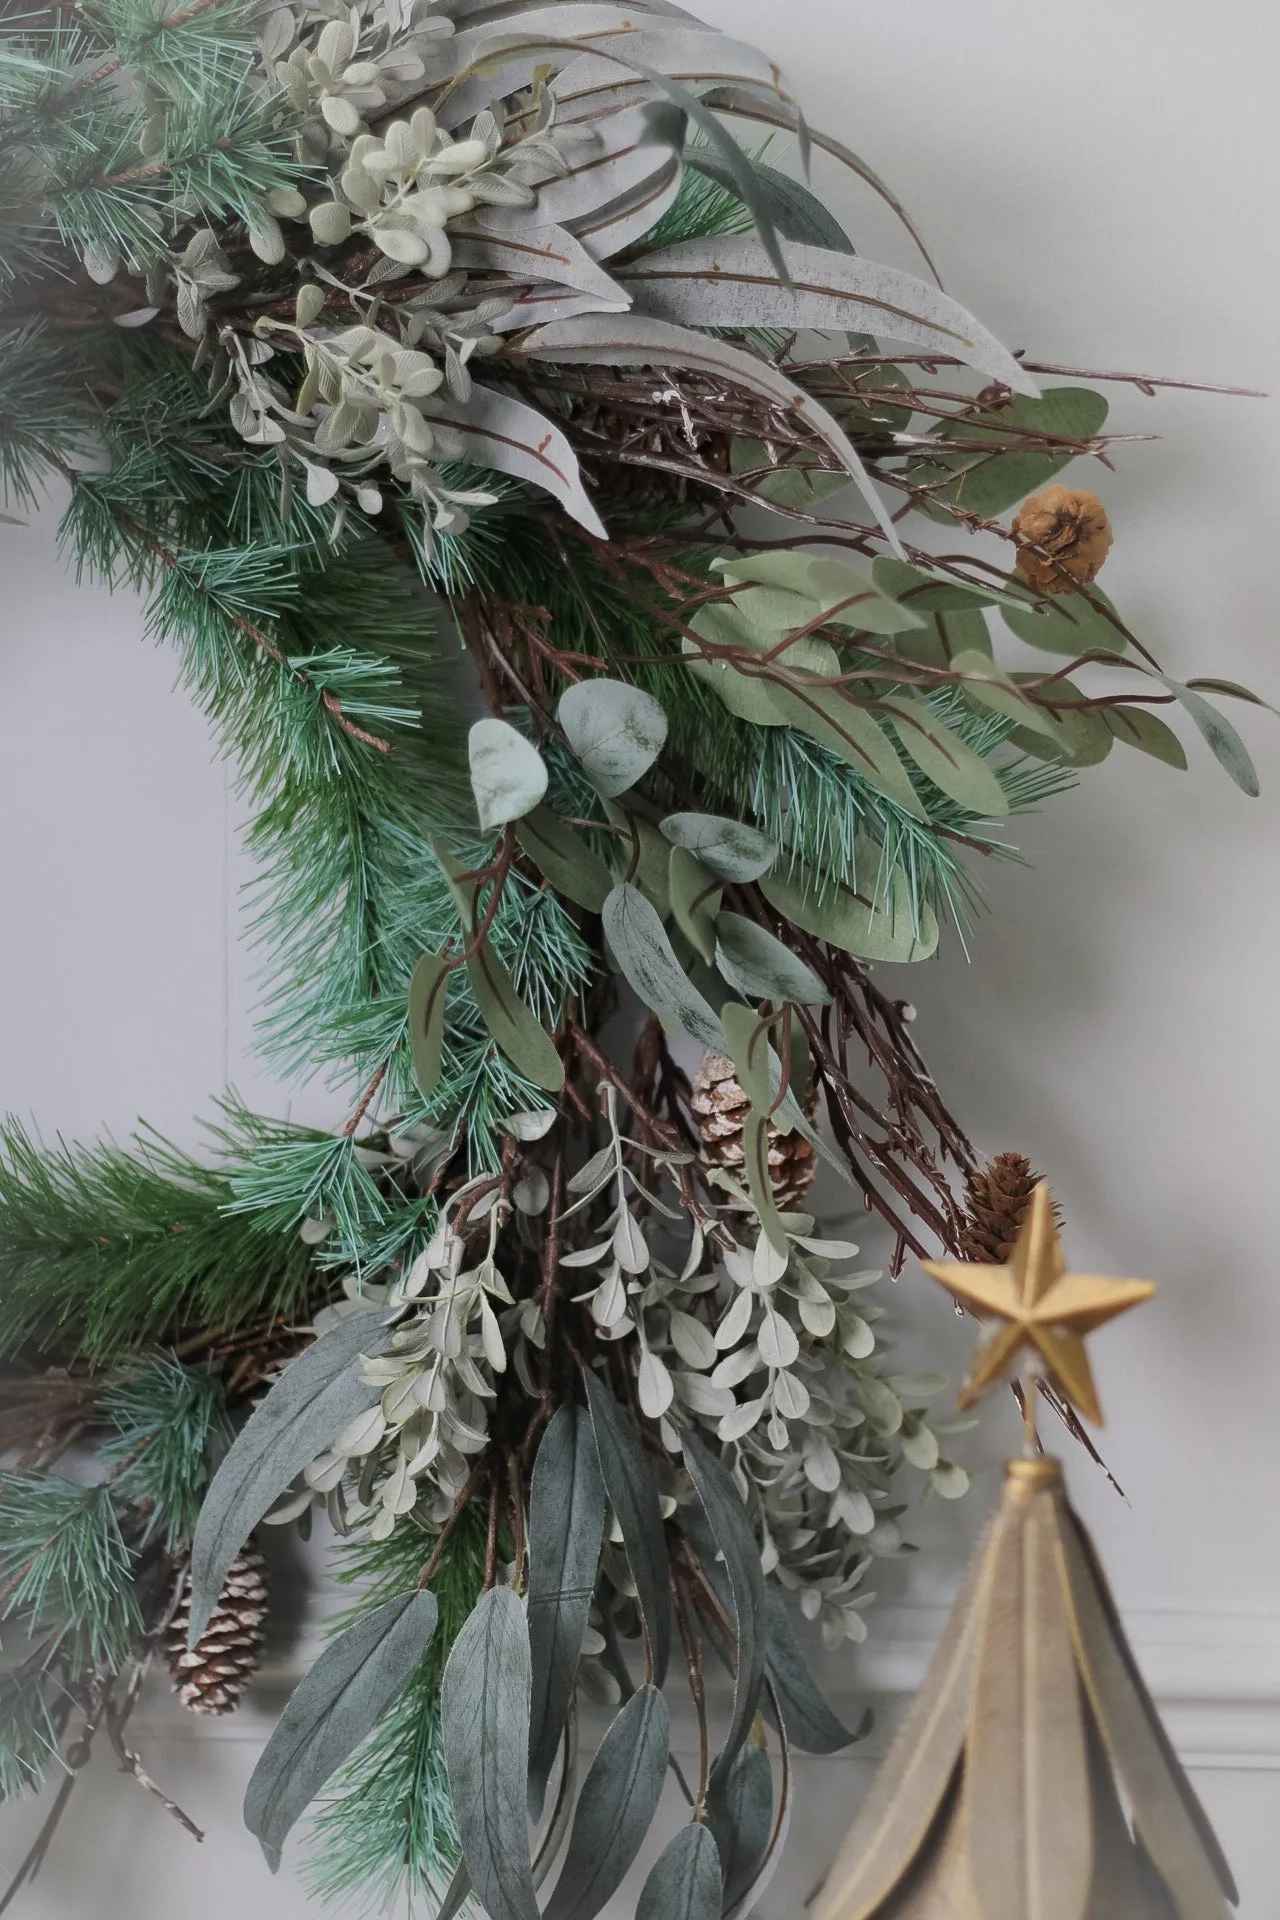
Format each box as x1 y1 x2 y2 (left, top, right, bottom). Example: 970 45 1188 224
305 1511 486 1909
0 1112 316 1361
100 1357 231 1552
0 1476 140 1672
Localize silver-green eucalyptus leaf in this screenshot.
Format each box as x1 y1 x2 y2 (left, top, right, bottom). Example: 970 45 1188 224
714 912 832 1007
558 680 668 798
442 1585 539 1920
541 1686 670 1920
762 1586 865 1754
468 718 548 831
602 883 724 1049
244 1589 438 1868
636 1824 722 1920
188 1311 394 1645
583 1372 671 1685
527 1406 607 1816
660 813 779 883
682 1429 766 1787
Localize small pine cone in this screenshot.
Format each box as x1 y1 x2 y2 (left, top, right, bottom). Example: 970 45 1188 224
166 1542 268 1716
957 1152 1046 1263
1012 484 1113 595
691 1052 817 1212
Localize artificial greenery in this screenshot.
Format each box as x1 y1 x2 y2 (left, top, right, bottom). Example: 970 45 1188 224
0 0 1267 1912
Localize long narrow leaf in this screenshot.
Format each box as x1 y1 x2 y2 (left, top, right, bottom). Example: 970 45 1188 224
681 1430 765 1788
582 1372 672 1684
441 1586 540 1920
542 1686 670 1920
527 1404 607 1815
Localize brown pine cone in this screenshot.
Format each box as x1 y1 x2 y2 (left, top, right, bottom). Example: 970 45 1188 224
1012 484 1113 594
957 1152 1044 1263
691 1052 816 1212
166 1542 268 1716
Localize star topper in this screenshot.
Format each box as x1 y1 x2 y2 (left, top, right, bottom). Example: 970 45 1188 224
921 1183 1156 1424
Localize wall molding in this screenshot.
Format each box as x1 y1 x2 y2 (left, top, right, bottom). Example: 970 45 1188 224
137 1600 1280 1773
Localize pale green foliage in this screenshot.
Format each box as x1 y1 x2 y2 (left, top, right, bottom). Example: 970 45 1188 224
101 1357 233 1551
0 1476 140 1672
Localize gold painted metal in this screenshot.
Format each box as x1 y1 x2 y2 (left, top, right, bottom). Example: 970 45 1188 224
808 1207 1236 1920
920 1184 1156 1423
807 1467 1237 1920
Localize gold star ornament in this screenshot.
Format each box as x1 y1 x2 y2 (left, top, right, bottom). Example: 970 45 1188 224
921 1182 1156 1423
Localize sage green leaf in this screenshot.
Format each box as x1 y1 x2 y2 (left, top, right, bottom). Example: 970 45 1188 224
1008 674 1113 766
637 1824 722 1920
435 1859 472 1920
948 648 1066 742
429 383 605 538
760 861 938 964
743 1111 789 1255
515 807 612 913
466 943 565 1092
720 1000 774 1115
542 1686 670 1920
583 1373 671 1685
872 556 1033 615
1103 705 1188 770
763 1586 865 1754
1001 587 1127 658
660 813 779 884
682 1430 766 1787
718 550 924 636
468 718 548 831
912 386 1110 519
189 1312 393 1644
1184 675 1280 715
619 236 1033 395
683 609 790 728
1161 677 1260 796
558 679 668 798
707 1742 773 1916
606 805 672 919
406 951 451 1098
245 1589 438 1869
668 845 721 966
714 912 831 1007
527 1406 606 1817
768 680 925 818
728 438 851 509
882 694 1010 816
893 606 994 671
602 884 724 1049
441 1586 539 1920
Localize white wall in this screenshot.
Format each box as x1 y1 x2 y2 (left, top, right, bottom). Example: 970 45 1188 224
3 0 1279 1910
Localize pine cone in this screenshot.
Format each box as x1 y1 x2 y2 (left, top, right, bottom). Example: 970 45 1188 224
1012 484 1113 595
166 1542 268 1715
957 1152 1045 1263
691 1051 816 1212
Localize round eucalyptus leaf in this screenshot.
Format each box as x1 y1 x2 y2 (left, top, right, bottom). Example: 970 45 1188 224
468 718 548 831
660 813 779 883
558 680 668 797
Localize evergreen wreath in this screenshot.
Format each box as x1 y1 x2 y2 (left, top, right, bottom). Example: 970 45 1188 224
0 0 1266 1911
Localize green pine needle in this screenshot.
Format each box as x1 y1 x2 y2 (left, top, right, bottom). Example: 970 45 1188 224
306 1513 486 1912
100 1356 232 1552
0 1475 140 1672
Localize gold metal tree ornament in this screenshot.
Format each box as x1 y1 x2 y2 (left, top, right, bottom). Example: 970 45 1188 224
808 1185 1238 1920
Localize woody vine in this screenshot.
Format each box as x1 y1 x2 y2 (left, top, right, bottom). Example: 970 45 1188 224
0 0 1267 1913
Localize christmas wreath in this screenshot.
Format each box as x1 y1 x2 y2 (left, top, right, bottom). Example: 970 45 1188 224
0 0 1266 1911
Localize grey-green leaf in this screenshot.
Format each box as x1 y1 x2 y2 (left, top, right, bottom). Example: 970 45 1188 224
558 680 668 798
684 149 853 252
668 845 721 966
527 1406 606 1816
603 883 724 1049
516 807 612 912
441 1586 539 1920
245 1589 438 1869
763 1586 864 1754
759 861 938 965
469 718 549 831
660 813 779 884
1102 704 1188 770
682 1430 766 1787
188 1312 393 1644
706 1741 772 1913
1161 676 1260 796
407 951 451 1098
637 1824 722 1920
714 912 832 1007
542 1686 670 1920
583 1373 671 1685
466 943 565 1092
1001 587 1128 658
